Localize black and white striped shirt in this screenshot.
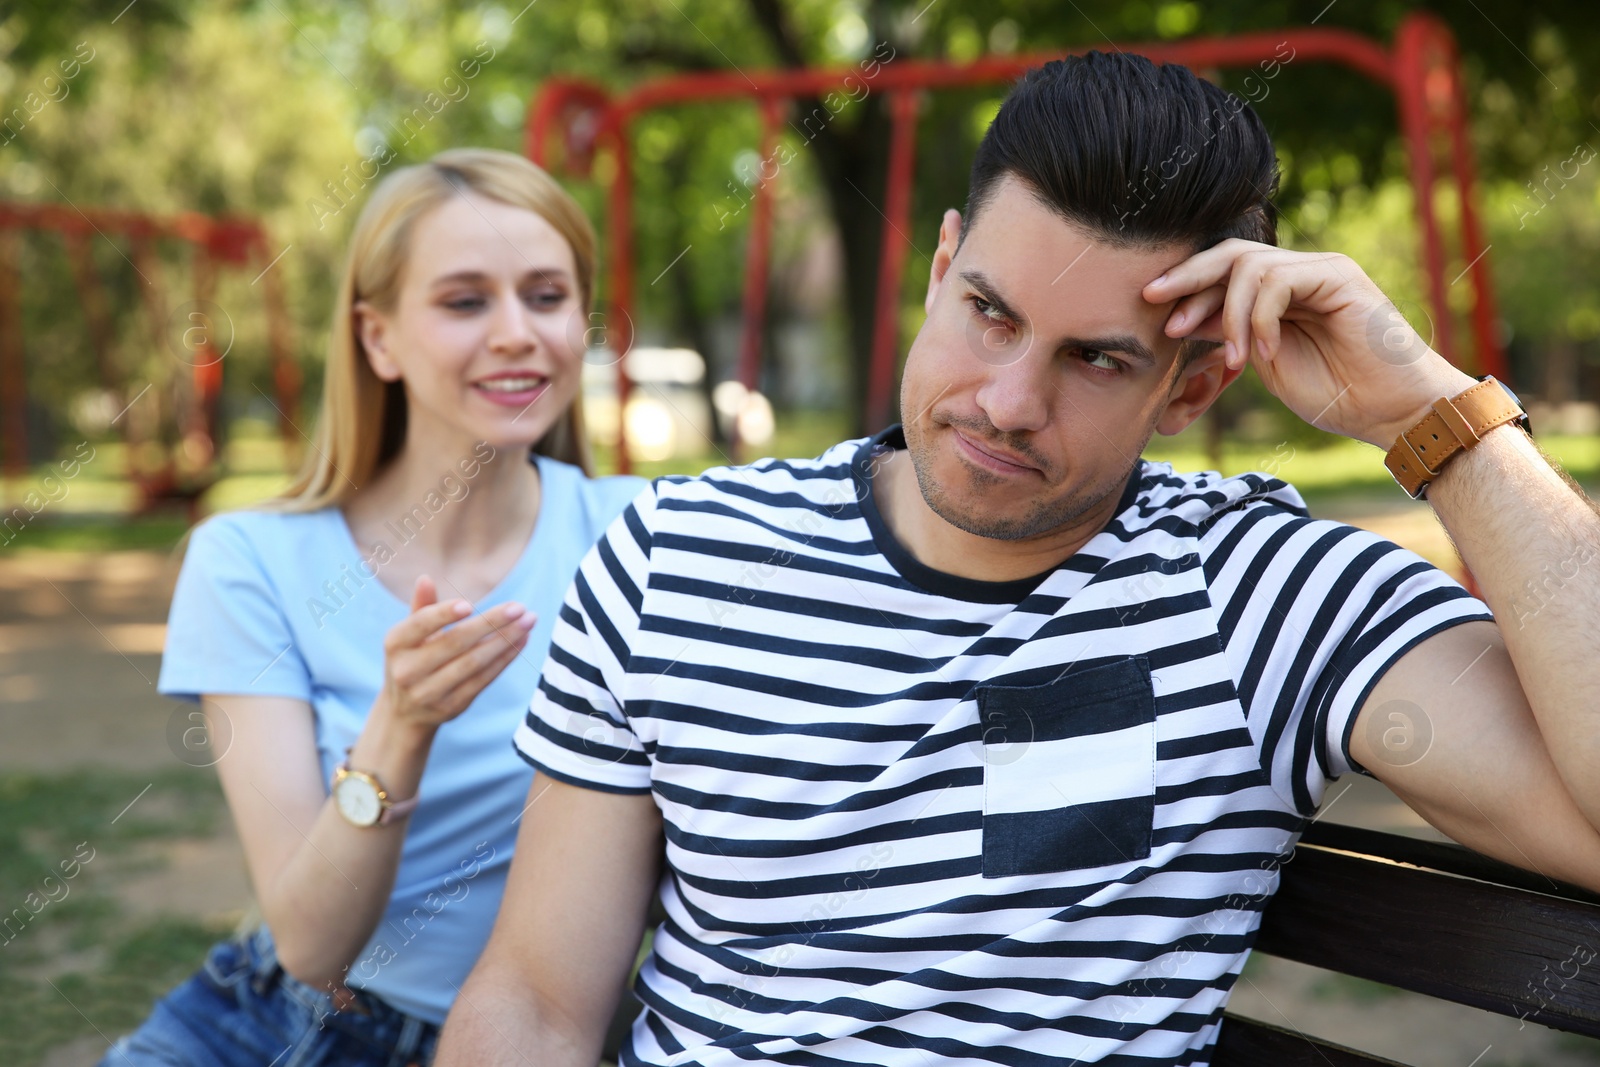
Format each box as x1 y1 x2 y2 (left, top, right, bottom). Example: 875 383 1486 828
515 426 1492 1066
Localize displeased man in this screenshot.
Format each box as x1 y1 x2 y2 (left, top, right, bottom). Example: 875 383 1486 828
438 51 1600 1066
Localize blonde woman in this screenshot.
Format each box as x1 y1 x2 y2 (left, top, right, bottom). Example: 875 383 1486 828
104 148 644 1066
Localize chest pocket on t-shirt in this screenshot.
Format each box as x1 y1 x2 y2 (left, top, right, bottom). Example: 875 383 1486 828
976 655 1156 879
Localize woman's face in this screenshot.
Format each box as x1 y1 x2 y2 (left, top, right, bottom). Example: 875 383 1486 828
356 190 586 458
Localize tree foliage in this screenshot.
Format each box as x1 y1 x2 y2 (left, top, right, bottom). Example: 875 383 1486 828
1 0 1596 455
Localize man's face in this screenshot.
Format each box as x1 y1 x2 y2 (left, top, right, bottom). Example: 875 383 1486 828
900 174 1204 542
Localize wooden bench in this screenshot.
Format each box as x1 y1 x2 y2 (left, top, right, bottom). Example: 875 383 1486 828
1215 820 1600 1064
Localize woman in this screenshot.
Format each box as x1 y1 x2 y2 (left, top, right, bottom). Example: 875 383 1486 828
104 148 644 1066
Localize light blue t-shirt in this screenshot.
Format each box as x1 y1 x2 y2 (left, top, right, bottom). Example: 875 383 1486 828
157 452 644 1024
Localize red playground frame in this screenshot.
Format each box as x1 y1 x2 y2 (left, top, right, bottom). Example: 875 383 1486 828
532 11 1496 471
0 202 301 510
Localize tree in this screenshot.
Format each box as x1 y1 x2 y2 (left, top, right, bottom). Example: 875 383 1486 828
4 0 1598 448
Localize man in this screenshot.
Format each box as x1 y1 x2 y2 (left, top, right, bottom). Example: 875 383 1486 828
439 52 1600 1066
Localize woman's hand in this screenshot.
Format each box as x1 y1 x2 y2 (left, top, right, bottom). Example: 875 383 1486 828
377 575 538 733
229 576 536 988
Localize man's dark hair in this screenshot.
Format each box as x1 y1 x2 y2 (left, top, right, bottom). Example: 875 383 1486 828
965 51 1281 367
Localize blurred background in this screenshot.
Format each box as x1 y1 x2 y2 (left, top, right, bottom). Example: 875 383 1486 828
2 1 1600 1063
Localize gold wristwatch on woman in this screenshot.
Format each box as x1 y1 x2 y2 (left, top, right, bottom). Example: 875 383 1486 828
331 749 419 828
1383 375 1531 499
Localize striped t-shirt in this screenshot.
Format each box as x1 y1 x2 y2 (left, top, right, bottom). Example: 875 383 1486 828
515 426 1492 1067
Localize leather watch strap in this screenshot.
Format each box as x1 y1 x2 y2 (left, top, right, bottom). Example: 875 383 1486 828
377 792 419 825
1384 377 1525 498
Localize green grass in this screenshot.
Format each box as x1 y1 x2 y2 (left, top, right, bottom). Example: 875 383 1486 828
0 515 195 554
0 769 232 1066
1557 1033 1600 1062
4 918 227 1065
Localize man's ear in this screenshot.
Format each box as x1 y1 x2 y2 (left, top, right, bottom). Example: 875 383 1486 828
924 208 964 316
1154 343 1244 436
353 300 402 382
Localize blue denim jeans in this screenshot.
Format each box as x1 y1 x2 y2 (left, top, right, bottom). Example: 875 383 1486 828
99 925 439 1067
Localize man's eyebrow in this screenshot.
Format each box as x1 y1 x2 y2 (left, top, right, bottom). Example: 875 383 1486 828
1058 332 1159 368
957 269 1025 324
957 268 1159 369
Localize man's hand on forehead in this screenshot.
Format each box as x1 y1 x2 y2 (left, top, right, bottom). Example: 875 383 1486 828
1140 238 1476 451
1142 239 1363 371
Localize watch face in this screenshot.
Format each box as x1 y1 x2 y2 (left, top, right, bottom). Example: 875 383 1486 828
334 774 382 826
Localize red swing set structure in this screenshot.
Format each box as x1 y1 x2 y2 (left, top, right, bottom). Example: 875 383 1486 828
0 13 1502 502
0 201 301 511
526 11 1504 473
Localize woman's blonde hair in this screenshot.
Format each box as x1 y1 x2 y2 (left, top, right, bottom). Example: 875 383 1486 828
269 148 596 512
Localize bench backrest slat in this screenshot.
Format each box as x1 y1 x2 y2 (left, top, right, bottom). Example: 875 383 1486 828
1251 835 1600 1035
1213 1013 1409 1066
1299 822 1600 906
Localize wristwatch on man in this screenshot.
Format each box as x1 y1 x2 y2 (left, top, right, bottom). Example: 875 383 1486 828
331 751 419 828
1383 375 1531 500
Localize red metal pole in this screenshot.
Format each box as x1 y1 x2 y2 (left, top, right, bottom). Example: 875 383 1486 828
0 230 25 480
526 77 610 177
255 232 303 470
595 28 1395 114
866 91 922 432
189 247 222 471
1394 15 1457 369
732 99 785 460
606 119 636 474
62 232 120 392
130 235 176 510
1437 25 1508 383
